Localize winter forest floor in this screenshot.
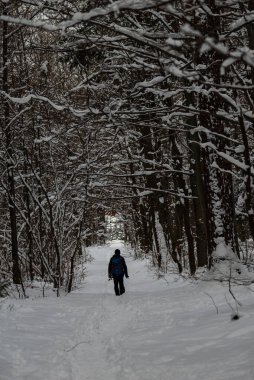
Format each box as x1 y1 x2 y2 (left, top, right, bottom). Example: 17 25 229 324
1 241 254 380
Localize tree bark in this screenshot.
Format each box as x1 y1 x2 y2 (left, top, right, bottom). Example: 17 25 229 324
0 7 22 284
171 135 196 274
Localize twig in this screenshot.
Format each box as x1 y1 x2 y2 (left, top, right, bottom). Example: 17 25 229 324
225 294 236 313
204 292 219 314
228 265 242 307
64 341 90 352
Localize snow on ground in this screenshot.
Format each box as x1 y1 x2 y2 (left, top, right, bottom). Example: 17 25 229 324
1 240 254 380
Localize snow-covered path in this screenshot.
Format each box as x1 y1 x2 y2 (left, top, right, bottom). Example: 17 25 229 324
1 241 254 380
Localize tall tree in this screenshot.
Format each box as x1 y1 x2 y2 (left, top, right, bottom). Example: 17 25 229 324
0 3 22 285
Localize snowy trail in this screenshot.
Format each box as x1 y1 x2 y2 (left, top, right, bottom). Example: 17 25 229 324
1 241 254 380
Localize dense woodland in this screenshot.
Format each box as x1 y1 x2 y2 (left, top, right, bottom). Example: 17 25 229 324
1 0 254 295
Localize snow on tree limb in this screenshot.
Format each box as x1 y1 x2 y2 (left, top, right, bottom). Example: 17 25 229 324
0 0 172 31
199 141 250 173
0 91 100 117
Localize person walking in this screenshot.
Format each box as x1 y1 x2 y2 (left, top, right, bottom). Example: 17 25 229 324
108 249 129 296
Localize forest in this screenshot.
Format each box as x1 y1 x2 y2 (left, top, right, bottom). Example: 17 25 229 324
1 0 254 296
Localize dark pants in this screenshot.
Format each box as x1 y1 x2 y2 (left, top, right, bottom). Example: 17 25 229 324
113 275 125 296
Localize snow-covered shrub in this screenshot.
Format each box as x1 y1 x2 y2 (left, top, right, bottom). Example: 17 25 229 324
204 242 254 284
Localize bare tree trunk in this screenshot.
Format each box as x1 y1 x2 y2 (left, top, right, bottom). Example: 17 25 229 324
247 0 254 102
24 148 34 281
193 0 236 266
0 7 22 284
239 114 254 242
189 136 208 267
157 192 183 273
185 91 208 267
171 135 196 275
67 220 83 293
242 1 254 243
